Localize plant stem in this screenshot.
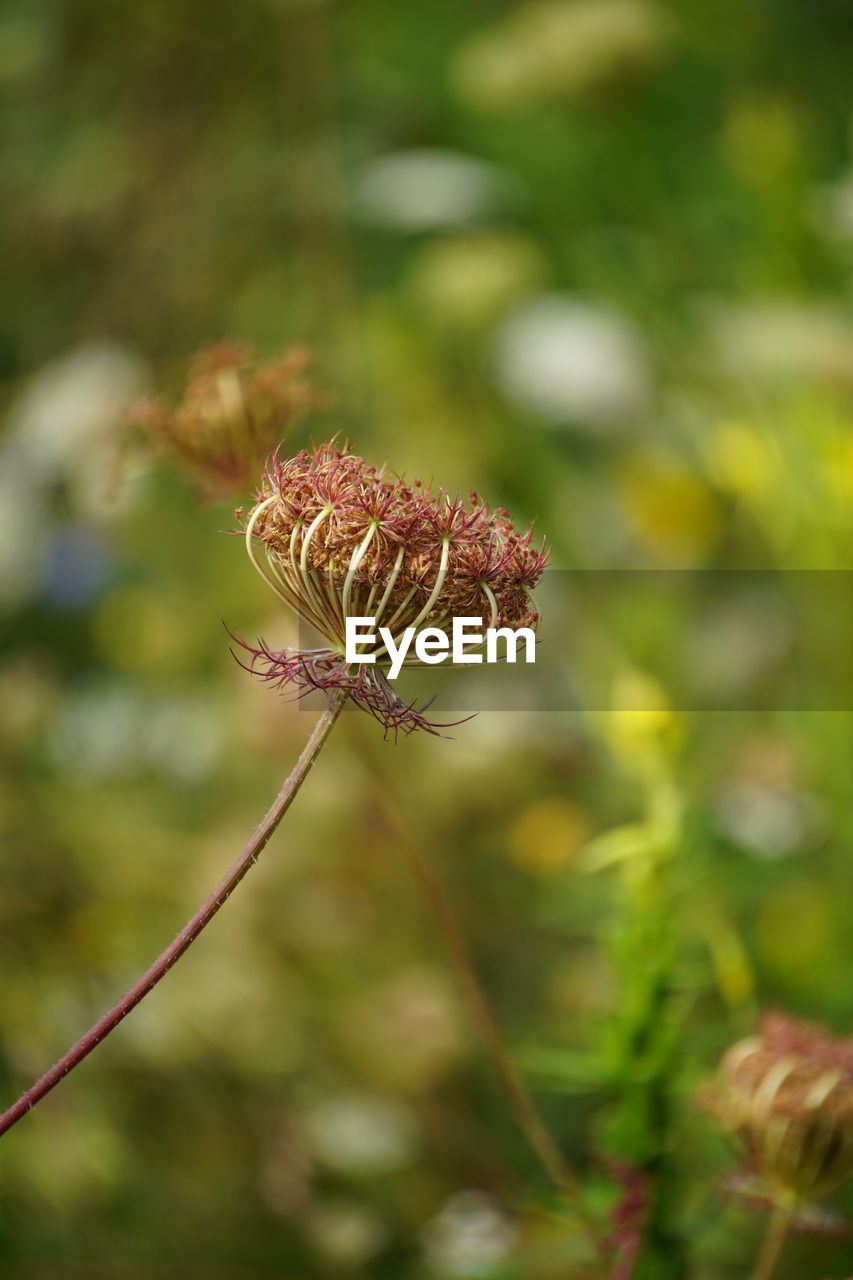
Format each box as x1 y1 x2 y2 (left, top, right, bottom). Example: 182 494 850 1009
0 690 346 1141
752 1205 792 1280
355 740 608 1267
406 835 608 1262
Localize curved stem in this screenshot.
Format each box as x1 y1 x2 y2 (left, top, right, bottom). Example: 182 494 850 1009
0 690 347 1141
408 536 450 631
752 1205 792 1280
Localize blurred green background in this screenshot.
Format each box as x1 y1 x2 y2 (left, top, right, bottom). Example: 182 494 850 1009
2 1 853 1276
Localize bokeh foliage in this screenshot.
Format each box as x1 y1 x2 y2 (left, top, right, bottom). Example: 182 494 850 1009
2 0 853 1276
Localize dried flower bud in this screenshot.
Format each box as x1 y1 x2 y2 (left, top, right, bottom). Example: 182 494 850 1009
129 342 326 497
705 1012 853 1205
235 441 548 736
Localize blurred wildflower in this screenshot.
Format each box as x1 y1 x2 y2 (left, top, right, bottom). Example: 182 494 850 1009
42 524 111 611
712 733 822 860
704 1012 853 1207
48 683 148 781
236 441 547 736
706 420 781 504
823 431 853 503
49 682 223 783
129 342 325 498
617 448 720 564
714 780 820 861
301 1092 419 1177
454 0 669 112
606 671 679 760
0 440 133 609
701 300 853 389
492 295 651 429
705 407 853 564
354 149 516 231
690 589 794 702
4 341 149 536
421 1191 518 1278
304 1199 388 1268
7 340 147 481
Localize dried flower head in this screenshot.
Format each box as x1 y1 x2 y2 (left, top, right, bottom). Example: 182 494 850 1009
705 1012 853 1206
235 441 548 736
129 342 326 497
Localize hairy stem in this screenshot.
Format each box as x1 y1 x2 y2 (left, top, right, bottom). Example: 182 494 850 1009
355 739 608 1266
0 690 346 1140
752 1205 792 1280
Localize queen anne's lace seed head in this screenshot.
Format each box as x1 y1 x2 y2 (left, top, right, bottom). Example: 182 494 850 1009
129 343 325 498
235 442 548 736
705 1012 853 1205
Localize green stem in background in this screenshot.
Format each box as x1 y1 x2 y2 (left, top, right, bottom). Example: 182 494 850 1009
591 759 686 1280
752 1205 792 1280
607 889 683 1280
354 734 609 1269
0 690 347 1141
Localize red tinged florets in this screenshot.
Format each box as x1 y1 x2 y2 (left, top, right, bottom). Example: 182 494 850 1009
229 637 455 738
235 442 548 736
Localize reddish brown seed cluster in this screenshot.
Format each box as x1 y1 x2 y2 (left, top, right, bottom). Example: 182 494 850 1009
236 441 548 736
129 342 326 498
705 1012 853 1205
